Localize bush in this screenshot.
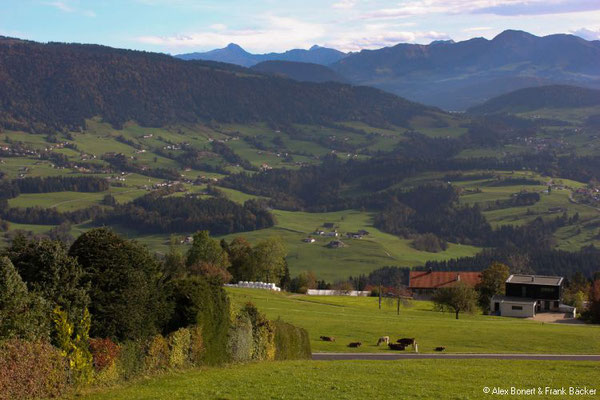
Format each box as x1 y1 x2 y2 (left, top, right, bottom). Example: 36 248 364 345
165 276 230 365
227 312 253 363
168 328 191 368
0 339 68 400
89 338 120 373
242 303 275 361
273 319 311 361
116 340 146 381
52 307 93 387
144 334 169 372
188 326 204 366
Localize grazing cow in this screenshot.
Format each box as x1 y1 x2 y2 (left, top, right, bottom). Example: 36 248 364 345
320 336 335 342
377 336 390 346
396 338 415 347
388 343 406 351
435 347 446 352
348 342 362 348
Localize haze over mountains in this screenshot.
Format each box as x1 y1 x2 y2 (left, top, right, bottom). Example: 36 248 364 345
177 44 347 68
179 30 600 111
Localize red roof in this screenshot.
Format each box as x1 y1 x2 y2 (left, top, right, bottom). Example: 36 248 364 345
409 271 481 289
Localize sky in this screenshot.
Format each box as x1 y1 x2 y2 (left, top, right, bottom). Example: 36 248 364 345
1 0 600 54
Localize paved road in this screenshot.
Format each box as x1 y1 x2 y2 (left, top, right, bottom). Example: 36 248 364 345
312 353 600 361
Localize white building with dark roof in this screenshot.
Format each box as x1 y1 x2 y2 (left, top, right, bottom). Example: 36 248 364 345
491 274 574 318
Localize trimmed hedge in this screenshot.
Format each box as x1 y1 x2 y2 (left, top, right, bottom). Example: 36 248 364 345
0 339 68 400
227 312 253 363
166 277 230 365
273 320 312 361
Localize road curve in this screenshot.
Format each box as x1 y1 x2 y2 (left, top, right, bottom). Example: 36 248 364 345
312 353 600 361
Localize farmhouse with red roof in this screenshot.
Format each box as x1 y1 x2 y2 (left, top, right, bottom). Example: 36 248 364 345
408 270 482 299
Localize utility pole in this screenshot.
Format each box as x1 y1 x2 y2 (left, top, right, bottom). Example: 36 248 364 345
378 283 382 310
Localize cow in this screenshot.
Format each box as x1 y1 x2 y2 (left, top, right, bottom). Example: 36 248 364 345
388 343 406 351
396 338 415 347
435 346 446 352
348 342 362 348
320 336 335 342
377 336 390 346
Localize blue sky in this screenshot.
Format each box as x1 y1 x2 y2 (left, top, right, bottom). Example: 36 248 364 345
2 0 600 54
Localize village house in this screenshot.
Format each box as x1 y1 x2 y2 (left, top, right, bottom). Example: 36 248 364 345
408 270 482 300
491 274 574 318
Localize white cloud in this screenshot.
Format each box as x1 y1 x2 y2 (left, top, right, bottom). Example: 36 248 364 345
571 27 600 40
332 0 357 9
44 0 96 17
462 26 494 33
45 1 75 13
136 16 326 52
357 0 600 20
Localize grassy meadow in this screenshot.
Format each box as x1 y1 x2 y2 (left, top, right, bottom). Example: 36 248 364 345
227 288 600 354
77 359 600 400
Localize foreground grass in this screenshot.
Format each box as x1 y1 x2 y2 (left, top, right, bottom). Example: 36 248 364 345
78 360 600 400
228 289 600 354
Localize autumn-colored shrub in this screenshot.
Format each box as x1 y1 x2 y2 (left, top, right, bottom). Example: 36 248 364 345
144 334 169 372
89 338 120 372
242 302 275 361
0 339 68 400
52 307 93 386
188 325 204 366
168 328 192 368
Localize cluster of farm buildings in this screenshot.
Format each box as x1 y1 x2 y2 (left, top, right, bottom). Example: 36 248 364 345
409 270 575 318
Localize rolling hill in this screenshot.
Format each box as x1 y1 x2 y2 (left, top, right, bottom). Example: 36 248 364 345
467 85 600 114
0 37 435 133
176 43 347 67
330 30 600 110
251 60 348 83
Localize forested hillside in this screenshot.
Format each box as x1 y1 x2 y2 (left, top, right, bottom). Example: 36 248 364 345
0 37 432 133
468 85 600 114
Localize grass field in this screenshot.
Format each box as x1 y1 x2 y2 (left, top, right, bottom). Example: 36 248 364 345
227 288 600 354
220 209 481 281
77 360 600 400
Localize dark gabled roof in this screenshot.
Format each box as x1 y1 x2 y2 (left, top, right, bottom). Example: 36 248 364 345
506 274 563 286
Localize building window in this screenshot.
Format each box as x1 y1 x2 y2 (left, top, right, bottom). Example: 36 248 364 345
511 306 523 310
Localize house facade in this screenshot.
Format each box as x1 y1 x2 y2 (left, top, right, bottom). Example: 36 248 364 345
491 274 566 318
408 270 482 300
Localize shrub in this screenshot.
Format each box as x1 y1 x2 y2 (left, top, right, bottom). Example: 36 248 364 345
116 340 146 381
273 320 311 361
168 328 191 368
52 307 93 386
165 276 230 365
0 339 68 400
89 338 120 372
144 334 169 372
227 312 253 363
242 302 275 361
188 326 204 366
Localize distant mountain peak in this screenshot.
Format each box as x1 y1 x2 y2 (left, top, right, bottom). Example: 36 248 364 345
492 29 536 42
310 45 322 51
224 43 246 52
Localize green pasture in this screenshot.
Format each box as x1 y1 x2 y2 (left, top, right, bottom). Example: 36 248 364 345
78 359 600 400
228 288 600 354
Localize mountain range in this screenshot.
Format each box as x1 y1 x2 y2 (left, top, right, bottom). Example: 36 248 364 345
177 44 347 67
179 31 600 111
